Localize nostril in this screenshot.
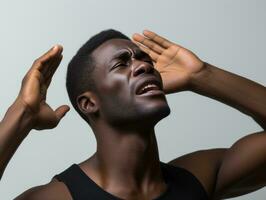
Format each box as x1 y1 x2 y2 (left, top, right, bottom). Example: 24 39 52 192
135 68 146 76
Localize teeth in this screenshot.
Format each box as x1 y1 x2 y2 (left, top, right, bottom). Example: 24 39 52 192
140 84 158 93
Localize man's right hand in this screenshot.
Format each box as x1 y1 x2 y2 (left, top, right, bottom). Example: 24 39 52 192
15 45 70 130
0 45 70 180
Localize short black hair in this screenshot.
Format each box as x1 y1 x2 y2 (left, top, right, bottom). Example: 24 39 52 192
66 29 130 124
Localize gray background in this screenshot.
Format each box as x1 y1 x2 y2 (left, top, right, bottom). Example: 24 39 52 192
0 0 265 199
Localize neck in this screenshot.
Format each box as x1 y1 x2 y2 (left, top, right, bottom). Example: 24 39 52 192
85 121 166 197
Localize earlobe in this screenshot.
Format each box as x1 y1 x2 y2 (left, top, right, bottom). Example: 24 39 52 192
77 92 99 114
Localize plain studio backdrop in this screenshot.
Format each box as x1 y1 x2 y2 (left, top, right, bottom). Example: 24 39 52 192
0 0 265 199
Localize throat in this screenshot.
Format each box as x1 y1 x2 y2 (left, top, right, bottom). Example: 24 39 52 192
87 129 165 195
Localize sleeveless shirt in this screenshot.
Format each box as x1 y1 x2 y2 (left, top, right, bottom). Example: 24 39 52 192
54 161 208 200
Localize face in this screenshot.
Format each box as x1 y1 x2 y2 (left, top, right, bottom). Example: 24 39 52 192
91 39 170 129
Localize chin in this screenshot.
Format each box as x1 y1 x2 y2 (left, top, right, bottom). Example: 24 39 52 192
139 103 171 126
103 97 170 129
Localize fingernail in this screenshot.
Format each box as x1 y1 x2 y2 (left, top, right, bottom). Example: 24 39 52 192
143 30 151 34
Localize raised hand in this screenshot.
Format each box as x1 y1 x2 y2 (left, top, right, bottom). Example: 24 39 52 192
132 30 205 94
16 45 70 130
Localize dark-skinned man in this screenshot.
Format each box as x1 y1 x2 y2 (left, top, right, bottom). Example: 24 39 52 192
0 29 265 200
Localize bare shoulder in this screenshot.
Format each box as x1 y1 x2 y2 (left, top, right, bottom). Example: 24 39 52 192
167 148 227 196
14 179 72 200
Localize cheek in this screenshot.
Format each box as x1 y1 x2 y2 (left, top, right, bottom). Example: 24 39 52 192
99 74 129 98
97 76 136 117
94 69 136 108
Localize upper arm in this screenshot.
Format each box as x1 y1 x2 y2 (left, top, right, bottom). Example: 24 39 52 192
168 130 266 199
214 130 266 199
14 180 72 200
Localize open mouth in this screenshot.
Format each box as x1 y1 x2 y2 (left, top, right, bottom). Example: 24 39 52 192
136 79 164 96
138 84 161 95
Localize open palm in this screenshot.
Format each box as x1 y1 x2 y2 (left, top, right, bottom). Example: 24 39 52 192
16 45 69 130
133 30 205 94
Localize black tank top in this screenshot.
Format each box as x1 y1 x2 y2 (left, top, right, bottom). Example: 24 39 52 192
54 161 208 200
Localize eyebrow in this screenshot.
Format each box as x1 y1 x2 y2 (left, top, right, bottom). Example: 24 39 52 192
133 49 150 59
110 50 131 62
109 48 151 64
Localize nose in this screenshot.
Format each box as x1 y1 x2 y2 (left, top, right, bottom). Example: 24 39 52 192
132 61 154 77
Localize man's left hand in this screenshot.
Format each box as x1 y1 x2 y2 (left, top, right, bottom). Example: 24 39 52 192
133 30 204 94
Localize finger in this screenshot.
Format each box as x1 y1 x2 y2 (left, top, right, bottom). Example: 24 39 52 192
38 54 63 101
143 30 174 48
55 105 70 121
40 84 48 101
38 45 63 65
39 45 63 76
44 54 63 88
132 33 164 54
134 42 159 62
32 45 63 73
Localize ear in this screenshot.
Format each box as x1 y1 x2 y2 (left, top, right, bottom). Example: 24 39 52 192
76 91 99 115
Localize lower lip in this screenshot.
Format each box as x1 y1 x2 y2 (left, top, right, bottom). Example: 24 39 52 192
137 90 165 97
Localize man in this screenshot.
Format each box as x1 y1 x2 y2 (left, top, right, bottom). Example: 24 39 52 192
0 29 265 200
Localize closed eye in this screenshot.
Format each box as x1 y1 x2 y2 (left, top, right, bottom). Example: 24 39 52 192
111 62 127 70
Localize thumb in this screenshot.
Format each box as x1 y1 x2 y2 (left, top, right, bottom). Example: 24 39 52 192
55 105 70 121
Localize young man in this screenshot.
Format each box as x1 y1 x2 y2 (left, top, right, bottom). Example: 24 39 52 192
0 29 265 200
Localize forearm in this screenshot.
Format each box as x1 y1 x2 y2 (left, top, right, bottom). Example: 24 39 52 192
189 63 266 130
0 98 34 180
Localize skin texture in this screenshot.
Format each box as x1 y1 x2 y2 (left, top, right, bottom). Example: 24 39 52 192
0 46 70 180
0 30 265 200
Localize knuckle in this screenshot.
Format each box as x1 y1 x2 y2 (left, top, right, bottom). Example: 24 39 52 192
150 43 155 48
